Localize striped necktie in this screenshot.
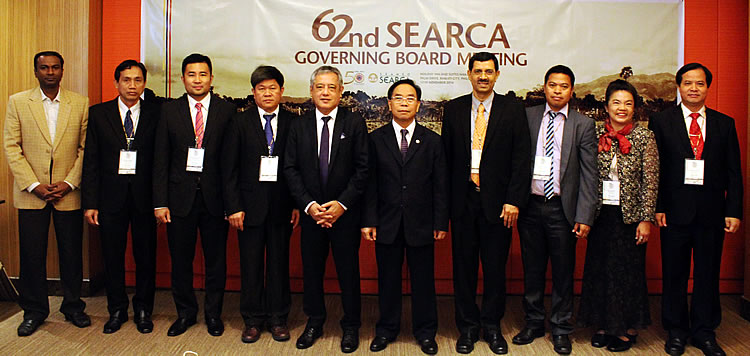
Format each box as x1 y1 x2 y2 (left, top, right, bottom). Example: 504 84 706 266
544 111 557 199
194 102 204 148
400 128 408 160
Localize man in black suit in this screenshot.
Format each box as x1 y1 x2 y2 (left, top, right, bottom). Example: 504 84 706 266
153 53 236 337
362 79 448 355
513 65 597 355
649 63 742 356
222 65 299 343
82 60 158 334
284 65 368 353
441 52 531 355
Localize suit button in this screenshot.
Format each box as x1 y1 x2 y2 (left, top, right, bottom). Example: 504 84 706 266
402 185 406 190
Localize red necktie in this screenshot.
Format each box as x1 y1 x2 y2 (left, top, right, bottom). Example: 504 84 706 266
688 112 703 159
195 102 204 148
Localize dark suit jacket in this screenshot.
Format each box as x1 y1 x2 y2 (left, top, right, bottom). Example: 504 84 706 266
648 105 743 227
82 98 160 213
152 94 236 217
526 104 598 226
442 93 531 223
362 122 448 246
222 106 296 225
283 108 368 231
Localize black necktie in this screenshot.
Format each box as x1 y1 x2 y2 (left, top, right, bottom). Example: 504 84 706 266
319 116 331 185
400 128 408 160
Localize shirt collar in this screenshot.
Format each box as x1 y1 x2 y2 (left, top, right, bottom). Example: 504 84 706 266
392 118 416 135
257 105 280 119
544 103 569 120
118 97 141 115
471 92 494 111
680 102 706 119
40 87 61 103
187 94 211 110
316 106 339 121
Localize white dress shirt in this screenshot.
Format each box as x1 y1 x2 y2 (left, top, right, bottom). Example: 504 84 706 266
118 97 141 136
680 103 706 139
315 106 338 159
531 103 568 196
187 94 211 130
393 118 416 147
258 105 280 153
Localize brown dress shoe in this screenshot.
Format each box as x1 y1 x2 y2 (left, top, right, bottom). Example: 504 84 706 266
242 326 261 343
269 324 291 341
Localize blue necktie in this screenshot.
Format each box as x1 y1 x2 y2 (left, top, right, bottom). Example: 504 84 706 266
544 111 557 199
263 113 275 154
319 116 331 186
124 109 134 138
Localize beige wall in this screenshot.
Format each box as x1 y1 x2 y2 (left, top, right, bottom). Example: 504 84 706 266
0 0 92 278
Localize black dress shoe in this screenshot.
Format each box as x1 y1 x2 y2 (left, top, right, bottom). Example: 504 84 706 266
512 327 545 345
17 319 44 336
664 335 687 356
552 334 572 355
484 330 508 354
692 338 726 356
340 329 359 353
167 317 196 337
370 335 392 352
591 333 610 348
133 310 153 334
606 336 632 352
64 311 91 328
419 338 438 355
206 318 224 336
103 310 128 334
456 331 479 354
295 326 323 349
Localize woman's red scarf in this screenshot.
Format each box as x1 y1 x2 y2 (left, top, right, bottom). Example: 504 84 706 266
598 119 633 154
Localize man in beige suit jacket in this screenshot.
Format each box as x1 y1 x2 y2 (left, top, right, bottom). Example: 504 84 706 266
3 51 90 336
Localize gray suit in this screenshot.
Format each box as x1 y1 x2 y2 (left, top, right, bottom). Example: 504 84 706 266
518 104 597 335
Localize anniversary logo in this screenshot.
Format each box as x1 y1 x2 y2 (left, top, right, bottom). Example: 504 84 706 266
142 0 681 132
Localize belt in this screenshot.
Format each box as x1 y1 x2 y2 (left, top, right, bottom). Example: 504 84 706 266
530 194 560 203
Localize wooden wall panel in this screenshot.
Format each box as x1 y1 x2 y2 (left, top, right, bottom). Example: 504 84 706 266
0 0 91 279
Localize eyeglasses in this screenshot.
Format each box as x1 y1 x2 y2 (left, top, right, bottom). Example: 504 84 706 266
391 96 417 104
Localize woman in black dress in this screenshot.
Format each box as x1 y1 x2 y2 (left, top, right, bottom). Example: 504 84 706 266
578 79 659 352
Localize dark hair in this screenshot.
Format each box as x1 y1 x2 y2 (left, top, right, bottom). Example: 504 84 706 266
676 62 712 88
34 51 64 69
468 52 498 71
181 53 212 75
544 65 575 86
251 65 284 88
605 79 639 107
387 79 422 101
114 60 147 81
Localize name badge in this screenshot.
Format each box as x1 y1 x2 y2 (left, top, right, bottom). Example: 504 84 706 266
684 159 704 185
471 149 482 173
186 147 205 172
118 150 137 175
602 180 620 205
533 156 552 180
259 156 279 182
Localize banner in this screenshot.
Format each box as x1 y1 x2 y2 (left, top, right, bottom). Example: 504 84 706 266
142 0 682 130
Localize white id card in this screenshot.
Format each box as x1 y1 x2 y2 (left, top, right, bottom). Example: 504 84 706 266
533 156 552 180
118 150 137 175
186 147 205 172
259 156 279 182
471 149 482 173
602 180 620 205
684 159 704 185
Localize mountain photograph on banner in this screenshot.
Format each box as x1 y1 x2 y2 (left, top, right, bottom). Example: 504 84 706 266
142 0 682 133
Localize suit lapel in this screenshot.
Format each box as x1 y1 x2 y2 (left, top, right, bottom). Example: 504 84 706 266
328 109 346 173
528 105 543 157
403 124 424 165
133 99 154 145
482 93 503 149
105 99 128 149
202 94 221 148
52 89 72 152
276 110 290 154
306 114 320 177
177 96 196 145
560 112 576 180
28 89 53 146
250 108 270 153
382 123 404 165
459 96 472 162
669 106 694 157
701 109 718 159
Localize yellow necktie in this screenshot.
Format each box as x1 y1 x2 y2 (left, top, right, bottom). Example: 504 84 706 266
471 103 486 186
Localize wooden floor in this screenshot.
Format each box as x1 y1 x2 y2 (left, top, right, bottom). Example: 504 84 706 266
1 292 749 355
